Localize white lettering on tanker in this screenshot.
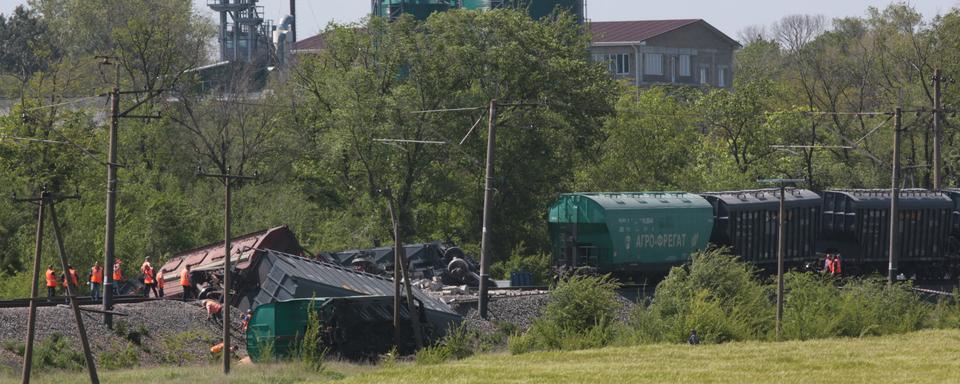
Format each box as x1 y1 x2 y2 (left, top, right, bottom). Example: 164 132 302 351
636 233 687 249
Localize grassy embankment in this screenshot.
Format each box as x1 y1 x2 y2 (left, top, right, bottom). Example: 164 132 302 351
9 329 960 384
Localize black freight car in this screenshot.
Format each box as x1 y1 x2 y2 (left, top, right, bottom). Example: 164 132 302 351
820 189 955 279
701 189 821 272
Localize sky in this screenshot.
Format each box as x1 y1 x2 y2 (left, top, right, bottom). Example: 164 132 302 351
0 0 957 42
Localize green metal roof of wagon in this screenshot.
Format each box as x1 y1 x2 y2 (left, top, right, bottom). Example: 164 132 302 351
550 192 711 221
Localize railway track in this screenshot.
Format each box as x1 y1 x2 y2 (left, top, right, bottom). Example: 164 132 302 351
0 295 162 309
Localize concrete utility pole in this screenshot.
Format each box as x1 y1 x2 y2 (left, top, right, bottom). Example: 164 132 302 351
102 85 119 328
478 99 497 319
17 188 46 384
198 167 257 375
758 178 803 340
776 185 786 339
933 68 943 191
889 107 902 285
98 56 163 327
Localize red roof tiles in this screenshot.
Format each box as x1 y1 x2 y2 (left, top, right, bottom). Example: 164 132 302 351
589 19 739 47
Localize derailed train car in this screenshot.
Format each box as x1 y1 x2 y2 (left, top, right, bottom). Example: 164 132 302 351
549 189 960 281
158 227 462 348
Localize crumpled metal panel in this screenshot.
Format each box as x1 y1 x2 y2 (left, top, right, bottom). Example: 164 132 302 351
252 250 457 317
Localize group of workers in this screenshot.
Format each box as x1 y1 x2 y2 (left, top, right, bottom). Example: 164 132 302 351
43 256 177 300
823 252 843 276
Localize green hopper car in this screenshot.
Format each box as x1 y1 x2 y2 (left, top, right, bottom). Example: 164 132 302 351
548 192 714 274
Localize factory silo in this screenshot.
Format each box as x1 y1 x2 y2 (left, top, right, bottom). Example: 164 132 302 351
372 0 458 21
460 0 585 23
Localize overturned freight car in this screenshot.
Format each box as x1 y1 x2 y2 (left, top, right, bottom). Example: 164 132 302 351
159 227 462 343
157 226 306 300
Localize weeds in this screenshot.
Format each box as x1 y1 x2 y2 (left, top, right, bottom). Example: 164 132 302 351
33 333 85 371
99 343 139 370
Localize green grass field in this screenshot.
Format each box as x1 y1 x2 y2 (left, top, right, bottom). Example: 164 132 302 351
7 329 960 384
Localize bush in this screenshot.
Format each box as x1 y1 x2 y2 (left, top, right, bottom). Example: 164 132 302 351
832 278 930 337
416 323 477 365
98 343 139 370
929 289 960 329
490 243 552 285
630 248 772 344
33 333 85 371
508 274 621 354
781 272 840 340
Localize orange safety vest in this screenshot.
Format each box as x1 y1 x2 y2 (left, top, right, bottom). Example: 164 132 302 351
833 258 842 274
113 264 123 281
63 269 79 288
45 269 58 288
90 266 103 284
156 272 165 289
143 266 155 285
204 300 222 315
180 268 191 286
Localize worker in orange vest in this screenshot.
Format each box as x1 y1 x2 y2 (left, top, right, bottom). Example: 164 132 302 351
143 264 159 298
45 266 58 298
156 268 165 297
62 265 79 294
112 259 123 295
201 298 222 321
832 253 842 276
180 264 194 301
89 261 103 301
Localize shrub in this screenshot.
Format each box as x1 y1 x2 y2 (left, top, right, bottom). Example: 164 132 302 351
781 271 841 340
833 278 931 337
508 274 621 354
929 289 960 329
98 343 139 370
416 323 477 365
33 333 85 371
490 243 552 285
630 248 772 343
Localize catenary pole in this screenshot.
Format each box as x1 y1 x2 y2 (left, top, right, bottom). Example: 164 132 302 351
889 107 902 285
933 68 942 190
102 85 119 328
776 184 786 339
478 99 496 319
198 167 257 375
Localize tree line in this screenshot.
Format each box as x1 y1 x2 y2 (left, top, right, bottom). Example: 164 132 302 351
0 1 958 295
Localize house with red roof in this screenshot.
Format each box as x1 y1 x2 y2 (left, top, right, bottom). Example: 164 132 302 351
589 19 741 88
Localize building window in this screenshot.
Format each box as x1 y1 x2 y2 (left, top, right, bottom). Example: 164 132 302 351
592 53 630 75
679 55 691 77
644 53 662 76
718 66 727 87
699 67 708 84
615 54 630 75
